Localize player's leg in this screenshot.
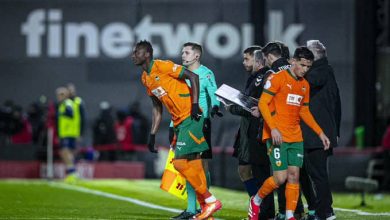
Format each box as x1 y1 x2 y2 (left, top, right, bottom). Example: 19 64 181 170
248 140 288 220
169 125 197 219
285 142 304 220
173 117 221 219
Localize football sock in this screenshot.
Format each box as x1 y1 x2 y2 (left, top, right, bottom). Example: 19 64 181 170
258 176 279 199
253 193 262 206
286 183 300 215
173 159 208 195
286 210 294 219
205 195 216 204
186 181 197 214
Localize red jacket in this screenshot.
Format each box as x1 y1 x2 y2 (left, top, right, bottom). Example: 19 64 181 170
115 116 134 151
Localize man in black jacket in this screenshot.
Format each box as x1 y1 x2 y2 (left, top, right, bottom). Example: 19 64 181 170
300 40 341 220
229 46 274 220
262 41 305 220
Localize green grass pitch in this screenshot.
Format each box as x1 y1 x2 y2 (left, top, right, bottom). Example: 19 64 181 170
0 179 389 219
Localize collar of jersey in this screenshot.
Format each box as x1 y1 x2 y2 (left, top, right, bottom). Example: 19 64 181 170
147 60 155 75
287 69 298 81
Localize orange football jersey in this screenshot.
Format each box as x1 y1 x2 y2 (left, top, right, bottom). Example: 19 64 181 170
259 69 322 142
141 59 192 126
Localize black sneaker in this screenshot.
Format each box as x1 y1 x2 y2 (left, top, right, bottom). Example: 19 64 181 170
171 210 196 220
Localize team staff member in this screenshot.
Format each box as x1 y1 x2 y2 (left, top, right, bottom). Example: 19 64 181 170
132 40 222 220
248 47 330 220
228 46 275 219
300 40 341 220
170 42 222 220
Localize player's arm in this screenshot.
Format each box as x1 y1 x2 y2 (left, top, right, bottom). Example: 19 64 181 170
299 104 330 150
204 71 222 117
182 69 202 120
259 92 282 145
147 95 162 153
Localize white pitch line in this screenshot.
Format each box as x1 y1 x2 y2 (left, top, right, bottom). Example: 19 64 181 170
333 207 390 216
49 182 223 220
49 182 182 213
300 201 390 217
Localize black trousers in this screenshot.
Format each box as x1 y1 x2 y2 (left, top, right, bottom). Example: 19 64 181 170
252 163 275 220
300 148 334 219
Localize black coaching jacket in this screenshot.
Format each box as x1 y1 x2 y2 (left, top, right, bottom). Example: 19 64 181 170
230 67 271 165
301 57 341 149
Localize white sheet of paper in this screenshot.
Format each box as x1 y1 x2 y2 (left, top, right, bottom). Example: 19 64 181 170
215 84 259 112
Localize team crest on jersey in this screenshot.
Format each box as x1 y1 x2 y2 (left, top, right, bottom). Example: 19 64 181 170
155 76 160 81
302 86 306 93
276 160 282 167
286 93 303 106
151 86 167 98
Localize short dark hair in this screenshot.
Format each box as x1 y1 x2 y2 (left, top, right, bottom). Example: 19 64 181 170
254 50 264 62
136 40 153 57
293 46 314 61
243 45 262 56
262 41 290 59
183 42 203 56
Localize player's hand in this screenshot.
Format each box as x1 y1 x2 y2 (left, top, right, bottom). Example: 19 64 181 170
271 128 283 146
319 132 331 150
147 134 158 153
210 105 223 118
191 103 202 121
250 106 260 118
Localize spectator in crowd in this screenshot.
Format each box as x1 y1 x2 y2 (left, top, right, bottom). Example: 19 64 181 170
128 101 149 145
115 109 136 160
300 40 341 220
10 105 32 144
0 100 24 139
27 102 45 145
92 101 117 161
